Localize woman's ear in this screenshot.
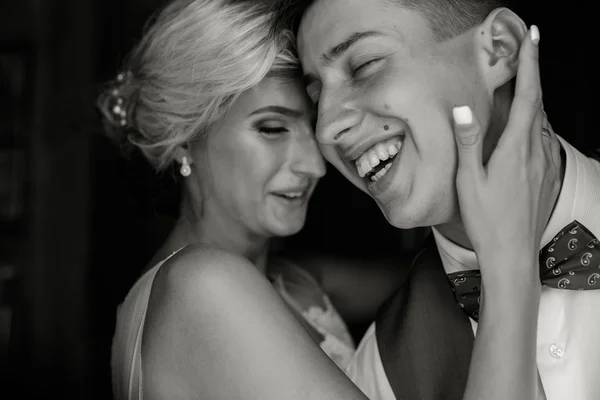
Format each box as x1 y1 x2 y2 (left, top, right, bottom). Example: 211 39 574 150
174 145 193 166
174 145 193 177
473 7 528 94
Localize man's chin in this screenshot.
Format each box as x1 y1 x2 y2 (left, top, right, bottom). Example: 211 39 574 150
384 213 426 229
378 199 453 230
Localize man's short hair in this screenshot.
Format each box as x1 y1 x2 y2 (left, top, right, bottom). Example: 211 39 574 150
271 0 509 42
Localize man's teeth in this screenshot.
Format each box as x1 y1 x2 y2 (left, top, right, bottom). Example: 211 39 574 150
371 163 393 181
355 137 403 179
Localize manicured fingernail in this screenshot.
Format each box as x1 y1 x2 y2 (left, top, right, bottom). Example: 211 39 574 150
530 25 540 46
452 106 473 126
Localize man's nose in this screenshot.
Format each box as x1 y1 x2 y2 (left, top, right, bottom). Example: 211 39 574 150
315 87 361 146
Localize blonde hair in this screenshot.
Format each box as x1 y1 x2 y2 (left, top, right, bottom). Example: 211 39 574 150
98 0 301 170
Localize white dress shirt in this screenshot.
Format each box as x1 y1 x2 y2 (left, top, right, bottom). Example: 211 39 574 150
345 137 600 400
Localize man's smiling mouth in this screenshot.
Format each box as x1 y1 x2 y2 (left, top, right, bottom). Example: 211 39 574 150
355 134 405 182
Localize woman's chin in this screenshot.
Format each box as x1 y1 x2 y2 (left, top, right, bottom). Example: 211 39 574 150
267 218 305 238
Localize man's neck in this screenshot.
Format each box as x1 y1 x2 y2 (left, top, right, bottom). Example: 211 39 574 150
435 141 566 251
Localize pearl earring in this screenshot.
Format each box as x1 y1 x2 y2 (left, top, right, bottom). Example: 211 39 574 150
180 156 191 177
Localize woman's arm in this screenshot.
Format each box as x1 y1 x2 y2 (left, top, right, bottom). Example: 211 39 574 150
141 245 368 400
464 257 543 400
453 26 556 400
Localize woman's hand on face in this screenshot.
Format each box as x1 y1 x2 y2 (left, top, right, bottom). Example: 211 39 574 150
450 25 562 284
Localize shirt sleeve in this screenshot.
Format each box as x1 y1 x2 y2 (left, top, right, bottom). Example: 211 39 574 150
344 322 397 400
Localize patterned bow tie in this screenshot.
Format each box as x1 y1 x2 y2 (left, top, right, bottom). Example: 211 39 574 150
448 220 600 321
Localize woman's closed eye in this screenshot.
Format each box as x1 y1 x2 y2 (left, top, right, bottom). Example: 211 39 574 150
257 125 289 138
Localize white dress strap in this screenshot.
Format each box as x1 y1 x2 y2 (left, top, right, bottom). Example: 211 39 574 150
112 248 184 400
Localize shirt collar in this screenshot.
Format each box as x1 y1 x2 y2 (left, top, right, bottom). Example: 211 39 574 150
433 124 578 275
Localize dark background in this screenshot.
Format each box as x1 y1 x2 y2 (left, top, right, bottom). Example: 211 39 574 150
0 0 590 398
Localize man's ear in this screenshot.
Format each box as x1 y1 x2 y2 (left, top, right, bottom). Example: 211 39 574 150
474 8 528 94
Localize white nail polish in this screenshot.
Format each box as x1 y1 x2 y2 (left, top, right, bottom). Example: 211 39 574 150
530 25 540 45
453 106 473 125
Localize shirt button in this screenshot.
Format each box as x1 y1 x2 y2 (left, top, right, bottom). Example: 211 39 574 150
549 344 564 358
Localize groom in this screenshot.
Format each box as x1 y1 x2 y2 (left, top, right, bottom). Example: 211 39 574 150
271 0 600 399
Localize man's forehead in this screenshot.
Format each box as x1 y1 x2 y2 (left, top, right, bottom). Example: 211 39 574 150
296 0 422 65
296 0 340 62
299 0 373 60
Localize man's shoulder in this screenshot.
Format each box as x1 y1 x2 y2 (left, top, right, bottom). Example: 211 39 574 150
584 146 600 162
560 135 600 164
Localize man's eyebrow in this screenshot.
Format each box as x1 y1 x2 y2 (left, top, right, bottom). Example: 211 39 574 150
320 31 385 66
302 31 385 87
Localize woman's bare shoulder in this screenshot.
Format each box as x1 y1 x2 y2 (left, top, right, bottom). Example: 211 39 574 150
159 244 255 286
145 244 267 320
139 244 367 400
140 244 274 396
